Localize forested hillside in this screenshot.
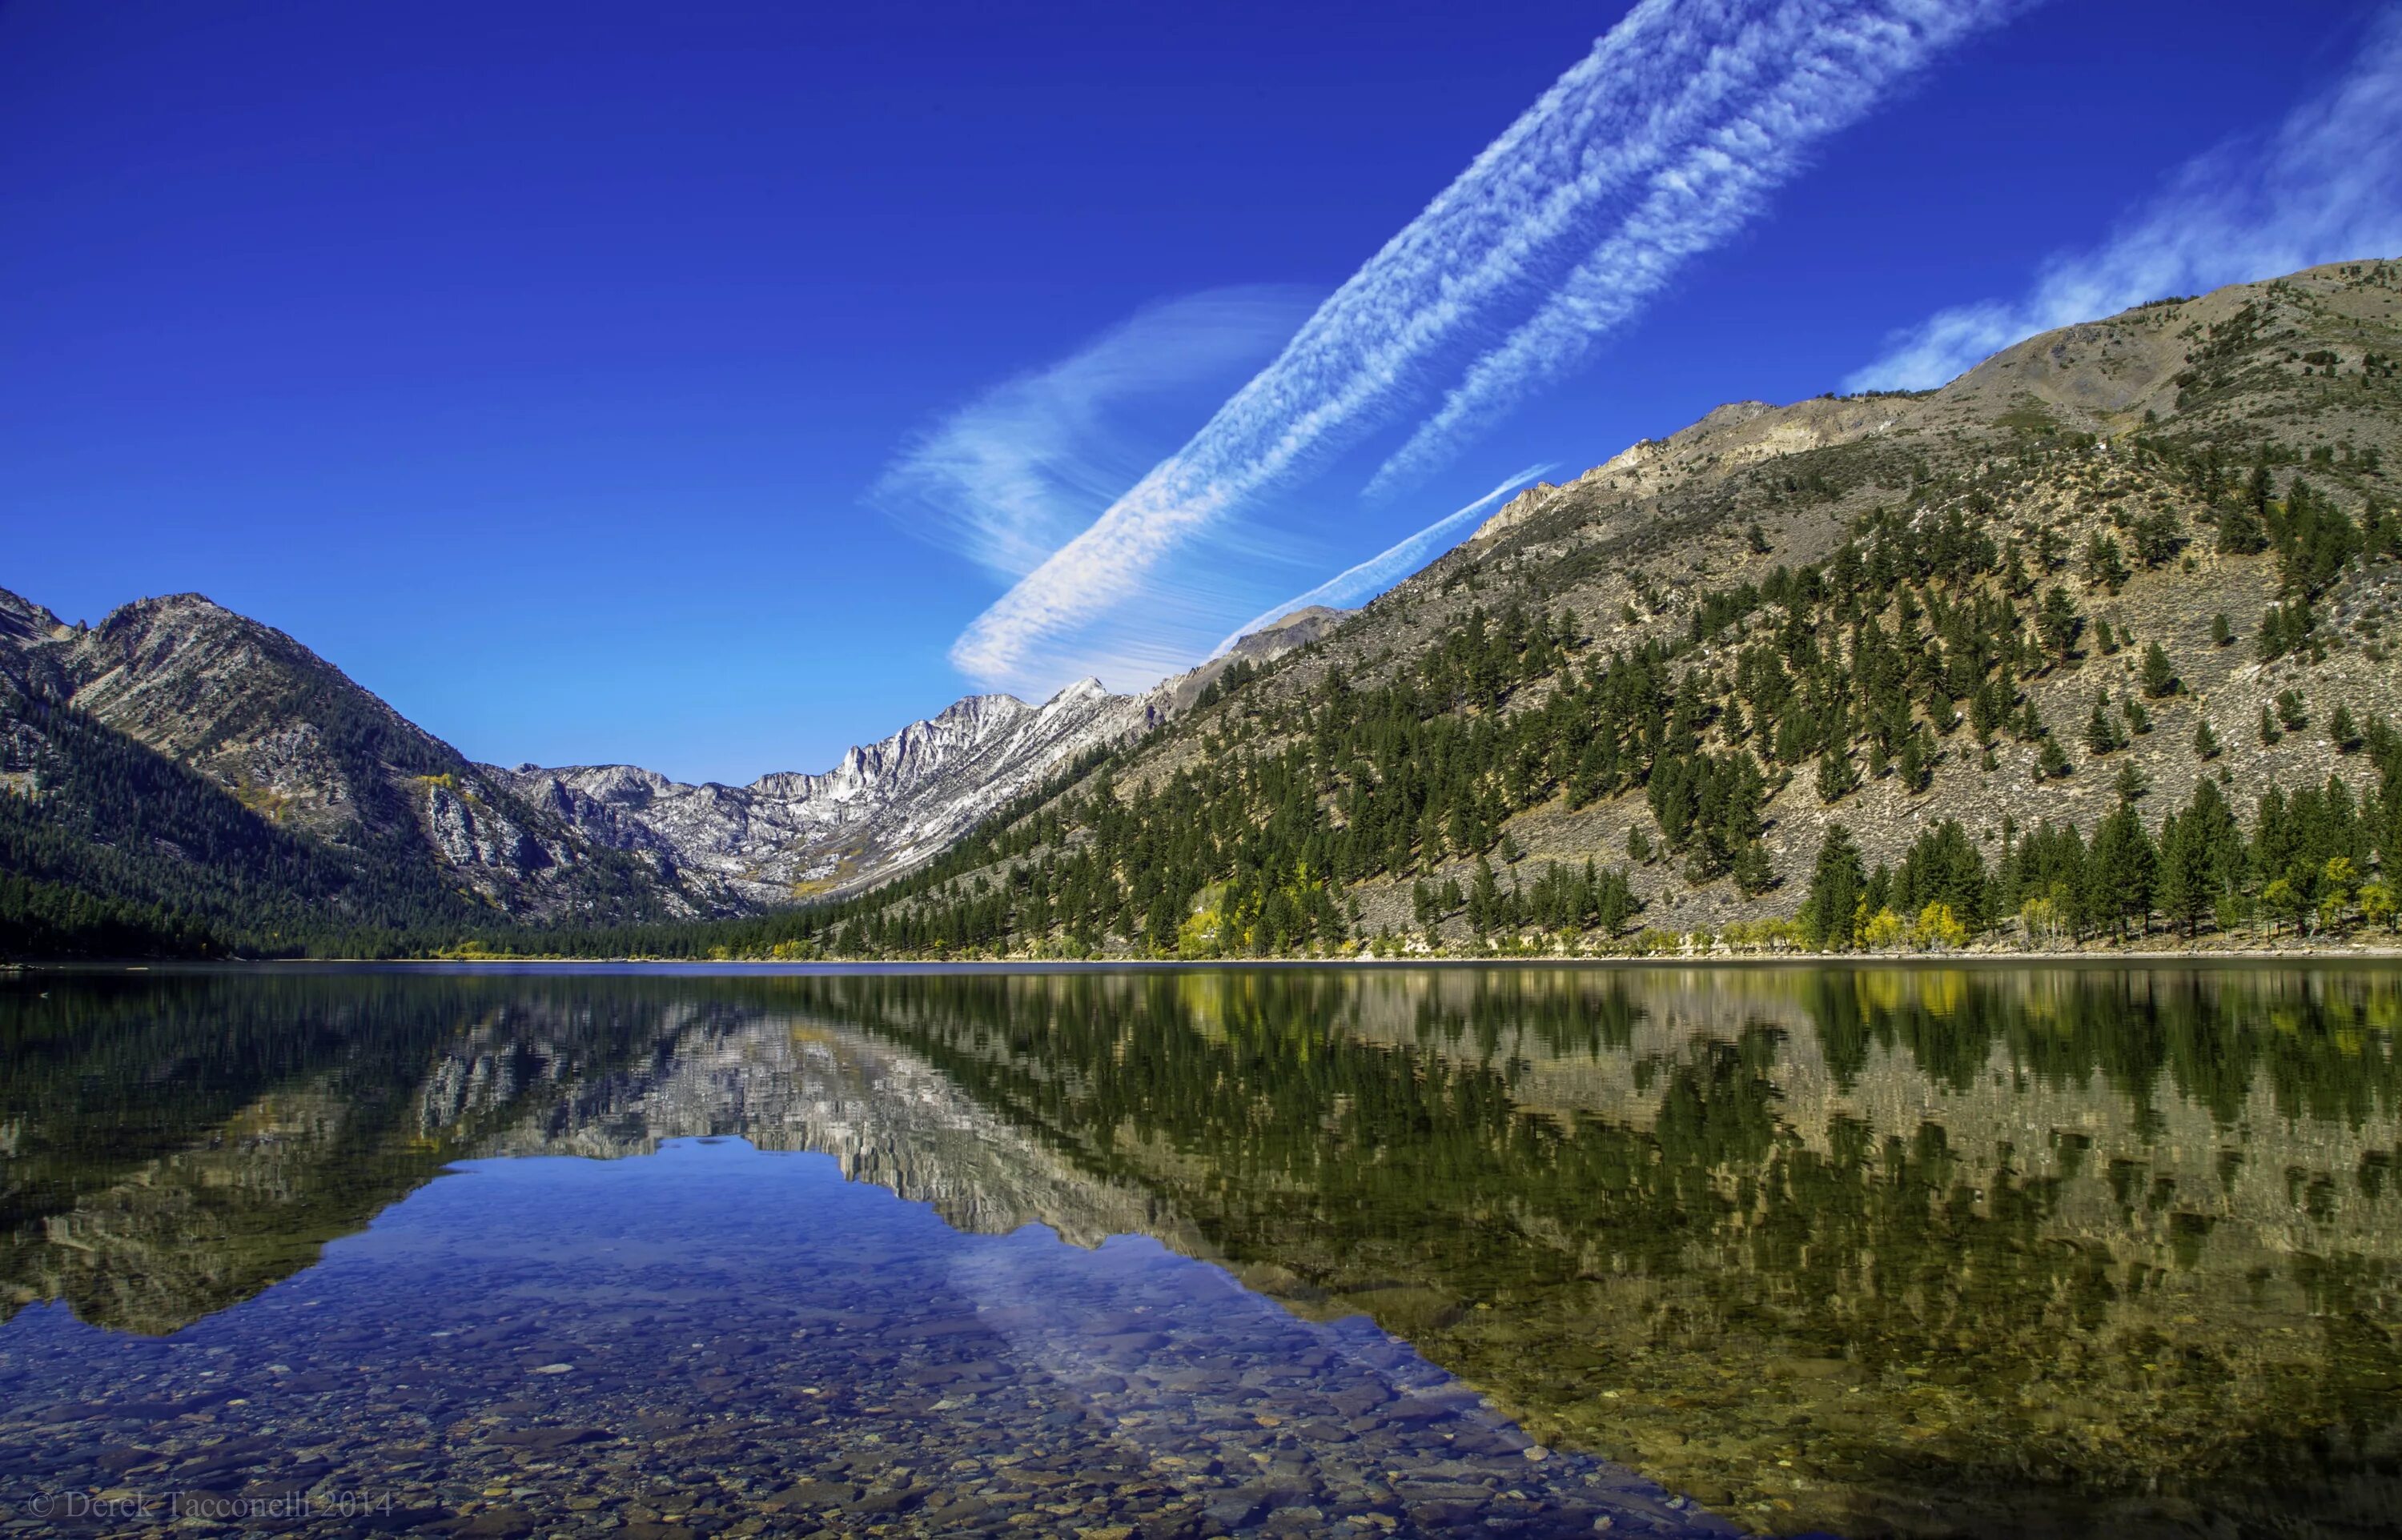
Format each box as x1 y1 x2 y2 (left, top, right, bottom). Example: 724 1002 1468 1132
0 676 493 956
505 260 2402 960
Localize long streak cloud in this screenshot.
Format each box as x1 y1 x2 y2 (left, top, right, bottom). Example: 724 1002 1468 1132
1368 0 2020 495
874 289 1311 581
1212 466 1557 655
1847 6 2402 391
950 0 2018 692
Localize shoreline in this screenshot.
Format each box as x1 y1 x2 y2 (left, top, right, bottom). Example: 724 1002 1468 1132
13 947 2402 973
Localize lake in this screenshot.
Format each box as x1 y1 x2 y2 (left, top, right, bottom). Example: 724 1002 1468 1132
2 964 2398 1538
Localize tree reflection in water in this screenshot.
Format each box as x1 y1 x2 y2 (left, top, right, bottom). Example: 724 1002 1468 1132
5 964 2400 1535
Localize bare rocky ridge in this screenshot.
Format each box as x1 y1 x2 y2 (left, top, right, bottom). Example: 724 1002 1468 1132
490 614 1348 904
493 680 1159 904
0 590 62 651
1143 606 1349 717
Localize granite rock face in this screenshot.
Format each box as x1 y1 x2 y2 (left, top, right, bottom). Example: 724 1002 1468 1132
495 676 1161 903
500 604 1351 906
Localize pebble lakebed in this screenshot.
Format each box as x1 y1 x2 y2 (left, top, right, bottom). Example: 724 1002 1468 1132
0 1138 1737 1538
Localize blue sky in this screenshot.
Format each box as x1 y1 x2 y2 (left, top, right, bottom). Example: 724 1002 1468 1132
3 1 2396 783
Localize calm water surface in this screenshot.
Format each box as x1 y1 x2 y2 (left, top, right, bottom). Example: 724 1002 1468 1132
3 965 2400 1538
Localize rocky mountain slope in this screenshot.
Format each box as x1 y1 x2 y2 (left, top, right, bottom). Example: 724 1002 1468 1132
494 679 1156 907
728 259 2402 959
488 612 1352 907
0 591 697 942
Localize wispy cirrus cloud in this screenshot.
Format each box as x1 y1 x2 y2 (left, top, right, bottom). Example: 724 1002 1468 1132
1847 6 2402 391
874 288 1311 581
1211 466 1556 654
949 0 2021 694
1365 0 2021 495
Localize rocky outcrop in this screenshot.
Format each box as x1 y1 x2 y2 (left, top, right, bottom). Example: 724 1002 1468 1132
1140 607 1352 720
485 596 1355 908
496 599 1362 906
0 591 62 652
496 676 1159 903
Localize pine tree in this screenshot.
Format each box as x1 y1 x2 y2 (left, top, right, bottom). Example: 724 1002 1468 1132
2039 587 2083 660
1969 678 2003 745
1801 824 1866 951
1731 840 1775 896
1816 745 1858 804
2259 705 2282 745
2193 718 2220 760
2084 532 2131 593
2140 641 2179 697
2222 461 2272 555
1898 730 1930 794
2219 499 2267 555
2155 779 2241 936
1468 855 1499 934
2086 800 2158 939
2087 692 2122 756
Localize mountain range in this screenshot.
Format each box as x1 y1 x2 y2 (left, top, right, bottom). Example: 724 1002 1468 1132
5 259 2400 957
0 568 1338 952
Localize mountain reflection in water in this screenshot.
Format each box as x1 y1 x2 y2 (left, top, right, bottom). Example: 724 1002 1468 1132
3 964 2400 1537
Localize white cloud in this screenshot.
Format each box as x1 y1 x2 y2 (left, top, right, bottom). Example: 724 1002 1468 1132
874 288 1311 581
1370 0 2019 494
1847 6 2402 391
950 0 2016 694
1211 466 1556 654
